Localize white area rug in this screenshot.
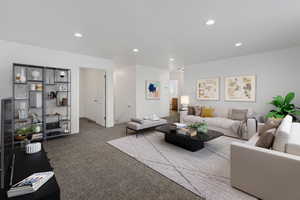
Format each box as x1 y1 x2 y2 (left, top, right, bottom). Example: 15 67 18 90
108 132 257 200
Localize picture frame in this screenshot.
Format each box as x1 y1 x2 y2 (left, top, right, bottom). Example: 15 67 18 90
146 80 160 100
224 75 256 102
196 77 220 101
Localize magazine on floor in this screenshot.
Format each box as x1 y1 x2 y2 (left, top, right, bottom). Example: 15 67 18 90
7 171 54 198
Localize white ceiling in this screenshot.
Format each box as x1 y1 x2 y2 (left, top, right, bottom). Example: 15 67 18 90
1 0 300 69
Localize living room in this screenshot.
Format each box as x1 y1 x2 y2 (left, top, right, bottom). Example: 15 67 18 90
1 1 300 200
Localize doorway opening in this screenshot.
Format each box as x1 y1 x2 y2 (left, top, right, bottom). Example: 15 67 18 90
79 68 106 128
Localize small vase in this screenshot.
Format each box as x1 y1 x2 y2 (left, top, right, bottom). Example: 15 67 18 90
32 70 40 80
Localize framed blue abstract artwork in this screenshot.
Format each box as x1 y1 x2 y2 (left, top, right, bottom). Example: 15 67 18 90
146 80 160 100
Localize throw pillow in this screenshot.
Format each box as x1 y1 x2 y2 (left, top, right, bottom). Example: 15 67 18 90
256 128 276 149
131 118 145 124
201 107 215 118
187 106 195 115
231 109 248 121
259 118 282 136
194 106 202 116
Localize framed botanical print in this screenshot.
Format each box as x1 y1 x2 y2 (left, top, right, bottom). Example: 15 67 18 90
225 75 256 102
196 77 220 101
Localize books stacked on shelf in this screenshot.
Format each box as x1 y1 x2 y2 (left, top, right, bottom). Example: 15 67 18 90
31 133 43 141
7 171 54 198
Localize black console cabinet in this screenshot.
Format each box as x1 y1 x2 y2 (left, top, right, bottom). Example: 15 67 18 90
7 146 60 200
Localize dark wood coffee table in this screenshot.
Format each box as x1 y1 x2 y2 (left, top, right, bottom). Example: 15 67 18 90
155 124 224 152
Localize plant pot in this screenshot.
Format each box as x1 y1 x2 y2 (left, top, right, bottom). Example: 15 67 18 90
15 135 26 141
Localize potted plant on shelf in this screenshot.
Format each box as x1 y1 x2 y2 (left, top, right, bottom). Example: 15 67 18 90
15 125 40 141
188 122 208 139
267 92 300 120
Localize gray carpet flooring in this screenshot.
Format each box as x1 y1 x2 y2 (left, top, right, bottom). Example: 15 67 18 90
44 118 203 200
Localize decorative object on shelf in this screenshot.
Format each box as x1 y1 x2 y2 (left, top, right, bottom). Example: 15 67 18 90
15 68 26 83
30 112 41 123
15 124 40 141
146 80 160 100
30 92 42 108
35 84 43 91
266 92 300 119
30 84 36 91
60 97 68 106
18 102 28 120
26 142 42 154
48 91 57 99
55 69 68 83
225 75 256 102
46 121 60 130
15 73 21 82
58 84 67 91
180 96 190 111
45 69 55 84
60 71 66 78
31 70 40 80
197 77 220 100
62 123 69 133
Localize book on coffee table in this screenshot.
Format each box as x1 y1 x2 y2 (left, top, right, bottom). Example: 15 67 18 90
7 171 54 198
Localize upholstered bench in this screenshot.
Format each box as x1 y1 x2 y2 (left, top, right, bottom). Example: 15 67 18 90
126 119 168 137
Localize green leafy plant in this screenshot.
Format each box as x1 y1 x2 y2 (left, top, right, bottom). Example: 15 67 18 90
266 92 300 119
16 127 33 136
16 125 39 136
188 122 208 134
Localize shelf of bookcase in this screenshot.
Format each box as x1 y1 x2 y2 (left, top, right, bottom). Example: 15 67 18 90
13 63 71 142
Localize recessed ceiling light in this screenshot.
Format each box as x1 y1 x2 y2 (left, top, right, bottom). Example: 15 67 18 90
205 19 215 26
235 42 243 47
133 48 139 53
169 58 175 62
74 32 83 38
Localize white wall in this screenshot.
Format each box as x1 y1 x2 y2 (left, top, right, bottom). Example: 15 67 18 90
114 65 170 123
135 65 170 119
0 40 114 134
170 70 184 97
184 47 300 115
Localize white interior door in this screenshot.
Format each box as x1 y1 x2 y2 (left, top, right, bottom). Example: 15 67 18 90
95 73 105 126
80 68 106 127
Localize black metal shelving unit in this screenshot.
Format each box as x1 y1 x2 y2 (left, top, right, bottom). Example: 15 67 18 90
12 63 72 142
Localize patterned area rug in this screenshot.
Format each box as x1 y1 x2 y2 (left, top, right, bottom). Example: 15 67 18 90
108 132 257 200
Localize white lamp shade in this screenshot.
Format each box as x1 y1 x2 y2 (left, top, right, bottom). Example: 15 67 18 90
180 96 189 105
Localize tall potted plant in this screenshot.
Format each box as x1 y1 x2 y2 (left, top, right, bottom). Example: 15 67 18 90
267 92 300 119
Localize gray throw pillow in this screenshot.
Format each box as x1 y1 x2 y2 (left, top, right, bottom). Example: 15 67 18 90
231 109 248 121
187 106 195 115
256 128 276 149
259 118 282 136
194 106 202 116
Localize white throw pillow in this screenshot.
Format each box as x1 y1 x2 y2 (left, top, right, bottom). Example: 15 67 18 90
285 123 300 156
272 115 293 152
149 114 160 121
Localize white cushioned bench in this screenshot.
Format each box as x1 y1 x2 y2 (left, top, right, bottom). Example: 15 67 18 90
126 119 168 137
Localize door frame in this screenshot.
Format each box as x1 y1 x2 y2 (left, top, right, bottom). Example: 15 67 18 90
104 72 107 128
79 67 107 128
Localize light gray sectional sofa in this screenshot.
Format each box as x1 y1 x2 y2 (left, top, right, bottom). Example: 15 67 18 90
180 107 257 139
231 115 300 200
